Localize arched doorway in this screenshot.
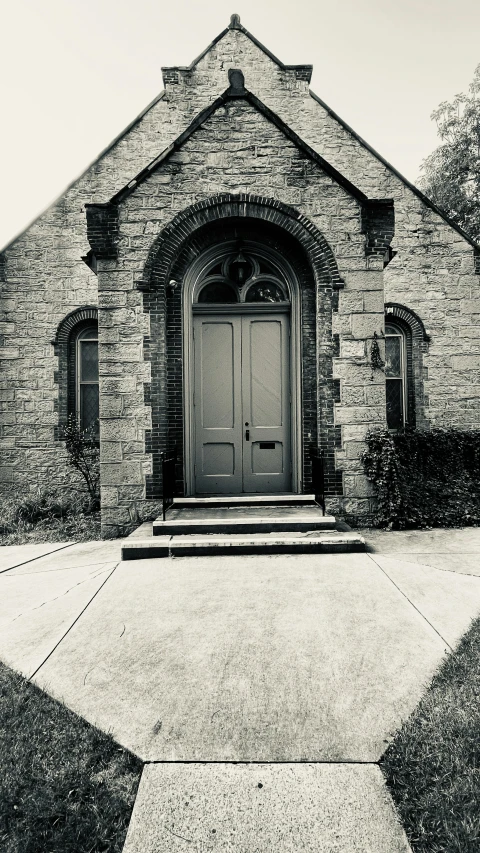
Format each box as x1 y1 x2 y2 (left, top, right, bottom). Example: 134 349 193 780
142 195 341 503
183 241 302 495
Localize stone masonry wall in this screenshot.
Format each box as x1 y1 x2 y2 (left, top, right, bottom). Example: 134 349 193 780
176 28 480 430
1 19 476 506
97 98 385 534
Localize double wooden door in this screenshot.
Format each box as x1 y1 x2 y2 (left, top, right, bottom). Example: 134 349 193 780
193 311 291 494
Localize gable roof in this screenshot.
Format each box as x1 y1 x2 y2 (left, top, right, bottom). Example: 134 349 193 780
2 14 479 254
307 90 479 251
109 73 369 206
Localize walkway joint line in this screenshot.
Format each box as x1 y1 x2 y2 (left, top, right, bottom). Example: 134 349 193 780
0 541 78 575
29 561 120 680
143 759 380 766
367 553 453 651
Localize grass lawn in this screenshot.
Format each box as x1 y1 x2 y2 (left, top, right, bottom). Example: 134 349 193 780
0 662 142 853
0 488 102 546
0 512 102 546
381 614 480 853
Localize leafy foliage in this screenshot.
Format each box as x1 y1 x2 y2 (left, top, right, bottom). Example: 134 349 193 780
362 429 480 528
62 415 100 511
369 331 385 379
419 64 480 242
381 615 480 852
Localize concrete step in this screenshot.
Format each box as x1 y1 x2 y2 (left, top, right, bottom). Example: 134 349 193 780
152 514 336 537
121 529 365 560
152 503 334 537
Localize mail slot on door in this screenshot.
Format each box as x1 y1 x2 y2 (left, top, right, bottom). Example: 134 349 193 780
259 442 276 450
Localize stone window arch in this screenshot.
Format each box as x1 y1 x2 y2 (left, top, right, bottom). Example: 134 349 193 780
385 303 430 430
53 307 99 438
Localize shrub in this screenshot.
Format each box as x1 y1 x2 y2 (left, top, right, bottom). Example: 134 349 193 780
62 416 100 511
362 428 480 528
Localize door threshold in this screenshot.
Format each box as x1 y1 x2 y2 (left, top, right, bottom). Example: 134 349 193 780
174 494 316 507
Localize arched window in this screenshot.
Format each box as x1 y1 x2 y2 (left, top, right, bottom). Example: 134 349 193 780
53 307 99 439
76 326 99 435
384 304 430 431
385 322 407 430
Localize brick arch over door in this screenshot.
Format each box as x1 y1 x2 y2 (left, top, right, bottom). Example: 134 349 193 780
139 195 343 498
141 194 343 291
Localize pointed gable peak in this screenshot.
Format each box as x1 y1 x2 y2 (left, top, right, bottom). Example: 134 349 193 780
161 14 312 89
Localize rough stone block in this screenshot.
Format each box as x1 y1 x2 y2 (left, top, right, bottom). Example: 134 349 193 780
101 486 119 507
341 497 374 517
101 461 144 486
333 362 373 384
344 474 375 497
335 406 381 425
101 419 139 442
338 291 364 314
351 314 384 340
365 385 386 406
452 355 480 370
363 290 386 313
100 395 124 418
341 386 366 405
99 376 137 394
100 343 142 363
343 271 384 291
340 340 366 359
342 424 372 442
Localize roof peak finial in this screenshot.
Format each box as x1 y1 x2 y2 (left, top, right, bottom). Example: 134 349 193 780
229 13 241 29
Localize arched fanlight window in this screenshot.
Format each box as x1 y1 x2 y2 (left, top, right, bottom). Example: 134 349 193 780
385 322 407 430
198 282 238 303
76 326 99 436
245 282 286 303
194 249 290 304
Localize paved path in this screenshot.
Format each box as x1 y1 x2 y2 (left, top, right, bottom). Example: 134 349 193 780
1 529 480 851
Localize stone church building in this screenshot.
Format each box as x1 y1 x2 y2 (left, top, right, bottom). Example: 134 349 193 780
1 15 479 536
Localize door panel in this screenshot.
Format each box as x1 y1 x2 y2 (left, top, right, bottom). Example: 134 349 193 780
193 312 291 494
201 322 235 428
242 315 291 492
249 319 283 426
193 317 243 494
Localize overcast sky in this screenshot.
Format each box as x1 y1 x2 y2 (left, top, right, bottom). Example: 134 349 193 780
1 0 479 249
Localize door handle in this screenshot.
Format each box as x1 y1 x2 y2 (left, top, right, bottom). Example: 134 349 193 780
245 422 250 441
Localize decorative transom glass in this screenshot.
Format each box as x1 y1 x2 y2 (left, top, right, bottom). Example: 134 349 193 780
195 250 290 304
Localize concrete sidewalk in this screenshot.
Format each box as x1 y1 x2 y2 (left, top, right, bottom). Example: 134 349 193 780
1 528 480 851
